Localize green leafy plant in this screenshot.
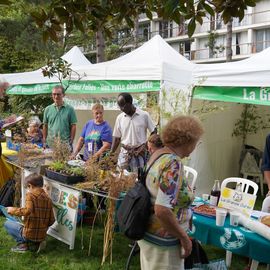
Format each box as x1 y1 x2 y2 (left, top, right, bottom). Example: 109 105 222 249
232 104 270 145
49 161 85 177
205 31 225 57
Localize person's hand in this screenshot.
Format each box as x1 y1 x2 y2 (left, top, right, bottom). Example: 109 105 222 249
70 153 76 160
179 235 192 258
6 207 15 214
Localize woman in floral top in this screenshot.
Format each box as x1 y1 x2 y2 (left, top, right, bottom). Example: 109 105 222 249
138 115 204 270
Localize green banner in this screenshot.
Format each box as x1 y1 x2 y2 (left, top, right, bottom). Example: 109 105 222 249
7 80 160 95
66 80 160 94
193 86 270 106
7 83 59 95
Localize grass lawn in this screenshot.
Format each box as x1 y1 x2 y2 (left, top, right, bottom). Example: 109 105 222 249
0 193 268 269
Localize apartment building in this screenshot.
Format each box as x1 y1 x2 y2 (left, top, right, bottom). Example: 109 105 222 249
135 0 270 63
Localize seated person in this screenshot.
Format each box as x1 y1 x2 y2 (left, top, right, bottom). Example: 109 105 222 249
27 118 42 144
4 173 55 252
147 133 163 155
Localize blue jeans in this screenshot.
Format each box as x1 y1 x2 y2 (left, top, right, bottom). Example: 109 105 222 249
4 220 26 244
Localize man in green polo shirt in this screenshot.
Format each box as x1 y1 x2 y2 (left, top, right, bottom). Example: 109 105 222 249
43 85 77 149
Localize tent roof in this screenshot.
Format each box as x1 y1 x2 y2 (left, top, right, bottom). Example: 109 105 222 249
61 46 92 67
1 46 91 85
74 35 194 84
193 47 270 87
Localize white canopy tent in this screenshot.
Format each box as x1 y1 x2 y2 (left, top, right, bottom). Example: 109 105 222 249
188 47 270 195
192 47 270 105
65 34 195 97
4 46 92 94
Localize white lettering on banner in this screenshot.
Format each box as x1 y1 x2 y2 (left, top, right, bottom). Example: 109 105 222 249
243 88 270 101
260 88 270 101
243 88 255 100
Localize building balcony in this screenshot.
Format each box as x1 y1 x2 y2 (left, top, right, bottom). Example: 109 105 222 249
185 40 270 63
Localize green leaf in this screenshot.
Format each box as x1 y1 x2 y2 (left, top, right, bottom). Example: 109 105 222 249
0 0 10 5
222 9 232 24
125 16 134 28
196 15 203 25
42 31 49 43
74 17 85 32
145 9 153 20
164 0 179 15
47 28 59 42
187 18 196 37
245 0 256 7
202 3 214 16
54 7 70 18
238 8 245 22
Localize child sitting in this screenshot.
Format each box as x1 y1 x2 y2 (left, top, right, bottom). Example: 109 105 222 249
4 173 55 252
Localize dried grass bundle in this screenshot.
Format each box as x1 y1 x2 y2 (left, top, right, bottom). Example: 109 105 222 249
101 171 136 265
84 153 118 183
51 135 70 162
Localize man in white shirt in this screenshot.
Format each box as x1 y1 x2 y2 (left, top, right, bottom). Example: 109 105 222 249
111 92 156 172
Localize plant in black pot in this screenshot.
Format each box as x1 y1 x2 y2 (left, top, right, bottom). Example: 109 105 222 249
46 160 85 184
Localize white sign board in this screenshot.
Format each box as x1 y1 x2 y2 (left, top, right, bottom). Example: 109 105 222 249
44 178 81 249
218 187 257 216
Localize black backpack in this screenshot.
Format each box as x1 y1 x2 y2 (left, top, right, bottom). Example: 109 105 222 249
117 153 167 241
0 179 15 209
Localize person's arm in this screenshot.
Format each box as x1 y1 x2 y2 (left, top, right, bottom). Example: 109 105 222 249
70 124 76 145
264 171 270 195
42 124 48 147
146 111 157 135
48 201 55 226
7 193 33 217
151 127 157 135
111 137 121 153
71 137 84 159
154 204 192 258
93 141 111 159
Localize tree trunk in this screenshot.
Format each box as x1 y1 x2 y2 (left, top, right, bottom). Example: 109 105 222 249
133 15 139 49
226 19 233 62
96 28 105 63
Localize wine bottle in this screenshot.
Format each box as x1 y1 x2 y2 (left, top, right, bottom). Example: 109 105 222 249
210 180 221 206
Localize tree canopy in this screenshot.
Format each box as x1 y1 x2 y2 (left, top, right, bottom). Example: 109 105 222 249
27 0 259 42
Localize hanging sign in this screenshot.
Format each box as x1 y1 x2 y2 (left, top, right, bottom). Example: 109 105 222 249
44 178 80 250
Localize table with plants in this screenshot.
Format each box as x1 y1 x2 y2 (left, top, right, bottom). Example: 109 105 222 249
4 135 136 265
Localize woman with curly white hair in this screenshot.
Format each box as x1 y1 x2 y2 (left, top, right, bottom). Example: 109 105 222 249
138 115 204 270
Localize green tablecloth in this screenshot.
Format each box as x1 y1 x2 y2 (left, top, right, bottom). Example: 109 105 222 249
189 213 270 264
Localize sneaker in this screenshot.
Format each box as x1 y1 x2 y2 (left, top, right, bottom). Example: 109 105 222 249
11 244 28 253
36 240 46 254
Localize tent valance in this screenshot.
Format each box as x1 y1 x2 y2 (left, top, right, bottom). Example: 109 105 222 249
193 86 270 106
7 80 160 95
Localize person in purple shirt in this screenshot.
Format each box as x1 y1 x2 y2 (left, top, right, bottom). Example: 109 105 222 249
71 103 112 161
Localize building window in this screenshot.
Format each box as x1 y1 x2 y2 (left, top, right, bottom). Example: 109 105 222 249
215 13 223 30
138 22 151 41
256 29 270 52
236 33 241 55
179 41 191 59
159 20 173 38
